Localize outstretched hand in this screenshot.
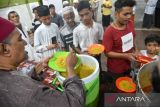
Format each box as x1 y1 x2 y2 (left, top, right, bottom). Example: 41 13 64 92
66 51 78 78
66 51 77 70
34 57 51 74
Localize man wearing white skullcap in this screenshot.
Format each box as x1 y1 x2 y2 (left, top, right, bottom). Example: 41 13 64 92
73 0 79 3
63 0 70 7
60 6 79 51
62 6 74 15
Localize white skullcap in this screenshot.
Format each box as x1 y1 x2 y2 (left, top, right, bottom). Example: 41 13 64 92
62 6 73 15
63 1 69 6
73 0 79 3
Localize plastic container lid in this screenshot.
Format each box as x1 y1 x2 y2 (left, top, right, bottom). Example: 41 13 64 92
48 51 81 72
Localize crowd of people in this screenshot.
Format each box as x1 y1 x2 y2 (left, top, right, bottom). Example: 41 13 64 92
1 0 160 107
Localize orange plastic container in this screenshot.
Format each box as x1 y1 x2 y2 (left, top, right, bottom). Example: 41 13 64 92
88 44 104 55
116 77 136 93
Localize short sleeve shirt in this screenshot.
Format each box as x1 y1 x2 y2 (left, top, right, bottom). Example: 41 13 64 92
73 21 104 52
102 21 136 73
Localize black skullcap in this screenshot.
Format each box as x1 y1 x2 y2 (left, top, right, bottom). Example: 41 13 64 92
36 5 50 17
77 1 91 12
49 4 55 9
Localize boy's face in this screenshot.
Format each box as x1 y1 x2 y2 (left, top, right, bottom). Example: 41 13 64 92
49 7 55 15
79 8 93 25
146 41 159 54
115 6 133 25
39 15 51 26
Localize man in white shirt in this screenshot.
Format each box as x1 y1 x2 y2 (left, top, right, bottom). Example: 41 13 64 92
34 5 63 59
73 1 104 71
8 11 40 61
73 1 104 53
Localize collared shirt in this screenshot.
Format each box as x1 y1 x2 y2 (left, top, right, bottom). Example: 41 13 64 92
51 13 64 28
34 23 63 59
60 22 79 50
73 21 104 52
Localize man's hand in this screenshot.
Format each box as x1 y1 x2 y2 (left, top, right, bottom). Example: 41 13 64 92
125 53 137 61
47 44 58 50
66 51 78 78
34 57 51 74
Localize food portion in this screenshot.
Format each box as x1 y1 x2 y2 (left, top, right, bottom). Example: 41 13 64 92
88 44 104 55
119 80 134 92
116 77 136 93
142 86 152 93
89 48 102 55
60 64 94 79
48 52 81 72
55 56 66 69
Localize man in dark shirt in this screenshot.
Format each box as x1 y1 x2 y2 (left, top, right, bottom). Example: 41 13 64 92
49 4 64 28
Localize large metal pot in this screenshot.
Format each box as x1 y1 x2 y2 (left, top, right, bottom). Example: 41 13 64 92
137 61 158 106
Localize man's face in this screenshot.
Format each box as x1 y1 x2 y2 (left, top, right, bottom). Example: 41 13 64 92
33 10 39 19
79 8 93 25
9 13 20 25
146 42 159 54
115 7 133 25
9 29 27 65
49 7 55 15
74 3 78 8
39 15 51 26
63 12 75 27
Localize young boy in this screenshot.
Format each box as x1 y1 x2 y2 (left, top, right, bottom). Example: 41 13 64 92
34 5 63 59
102 0 136 93
73 1 104 71
140 34 160 60
73 1 104 54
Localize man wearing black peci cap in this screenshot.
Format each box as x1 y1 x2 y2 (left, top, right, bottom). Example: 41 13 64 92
34 5 64 60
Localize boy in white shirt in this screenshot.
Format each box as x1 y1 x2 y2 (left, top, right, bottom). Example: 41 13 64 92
73 1 104 71
73 1 104 54
34 5 63 60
